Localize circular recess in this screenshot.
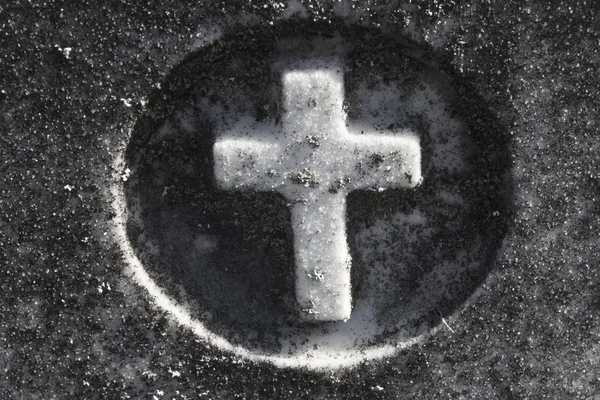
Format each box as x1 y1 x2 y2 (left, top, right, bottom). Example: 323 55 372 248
118 21 513 369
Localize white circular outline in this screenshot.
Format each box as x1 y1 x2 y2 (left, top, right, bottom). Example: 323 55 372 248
104 27 493 369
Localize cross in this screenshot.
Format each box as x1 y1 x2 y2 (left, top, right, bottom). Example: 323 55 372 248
213 68 421 322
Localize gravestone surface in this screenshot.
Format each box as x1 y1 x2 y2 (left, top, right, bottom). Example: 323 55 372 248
1 1 599 399
121 24 511 370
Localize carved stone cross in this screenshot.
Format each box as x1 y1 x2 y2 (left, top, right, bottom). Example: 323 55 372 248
213 68 421 321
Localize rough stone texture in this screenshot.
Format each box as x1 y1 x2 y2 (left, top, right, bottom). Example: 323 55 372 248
121 23 510 368
1 1 599 399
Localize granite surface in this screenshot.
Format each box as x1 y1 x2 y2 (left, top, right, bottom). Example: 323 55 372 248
1 1 599 398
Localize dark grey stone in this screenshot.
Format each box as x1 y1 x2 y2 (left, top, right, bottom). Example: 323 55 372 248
1 1 599 398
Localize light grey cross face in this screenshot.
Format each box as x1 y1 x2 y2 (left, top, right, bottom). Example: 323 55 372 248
213 68 421 321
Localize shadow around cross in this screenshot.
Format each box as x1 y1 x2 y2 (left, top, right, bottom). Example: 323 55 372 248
123 20 514 355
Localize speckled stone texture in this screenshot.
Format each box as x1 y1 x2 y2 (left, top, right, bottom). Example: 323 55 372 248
1 1 599 399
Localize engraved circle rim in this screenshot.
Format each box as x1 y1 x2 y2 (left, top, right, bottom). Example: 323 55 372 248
107 27 496 370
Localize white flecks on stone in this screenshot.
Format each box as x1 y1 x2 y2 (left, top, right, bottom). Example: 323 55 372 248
121 168 131 182
191 25 223 50
55 44 72 59
97 281 111 294
213 68 421 322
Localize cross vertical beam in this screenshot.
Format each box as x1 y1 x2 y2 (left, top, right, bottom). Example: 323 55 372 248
291 194 351 320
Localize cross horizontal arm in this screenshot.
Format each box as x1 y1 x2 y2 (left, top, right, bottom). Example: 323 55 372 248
213 138 284 191
345 134 421 190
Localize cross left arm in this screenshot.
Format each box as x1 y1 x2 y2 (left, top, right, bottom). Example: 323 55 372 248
213 137 284 191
